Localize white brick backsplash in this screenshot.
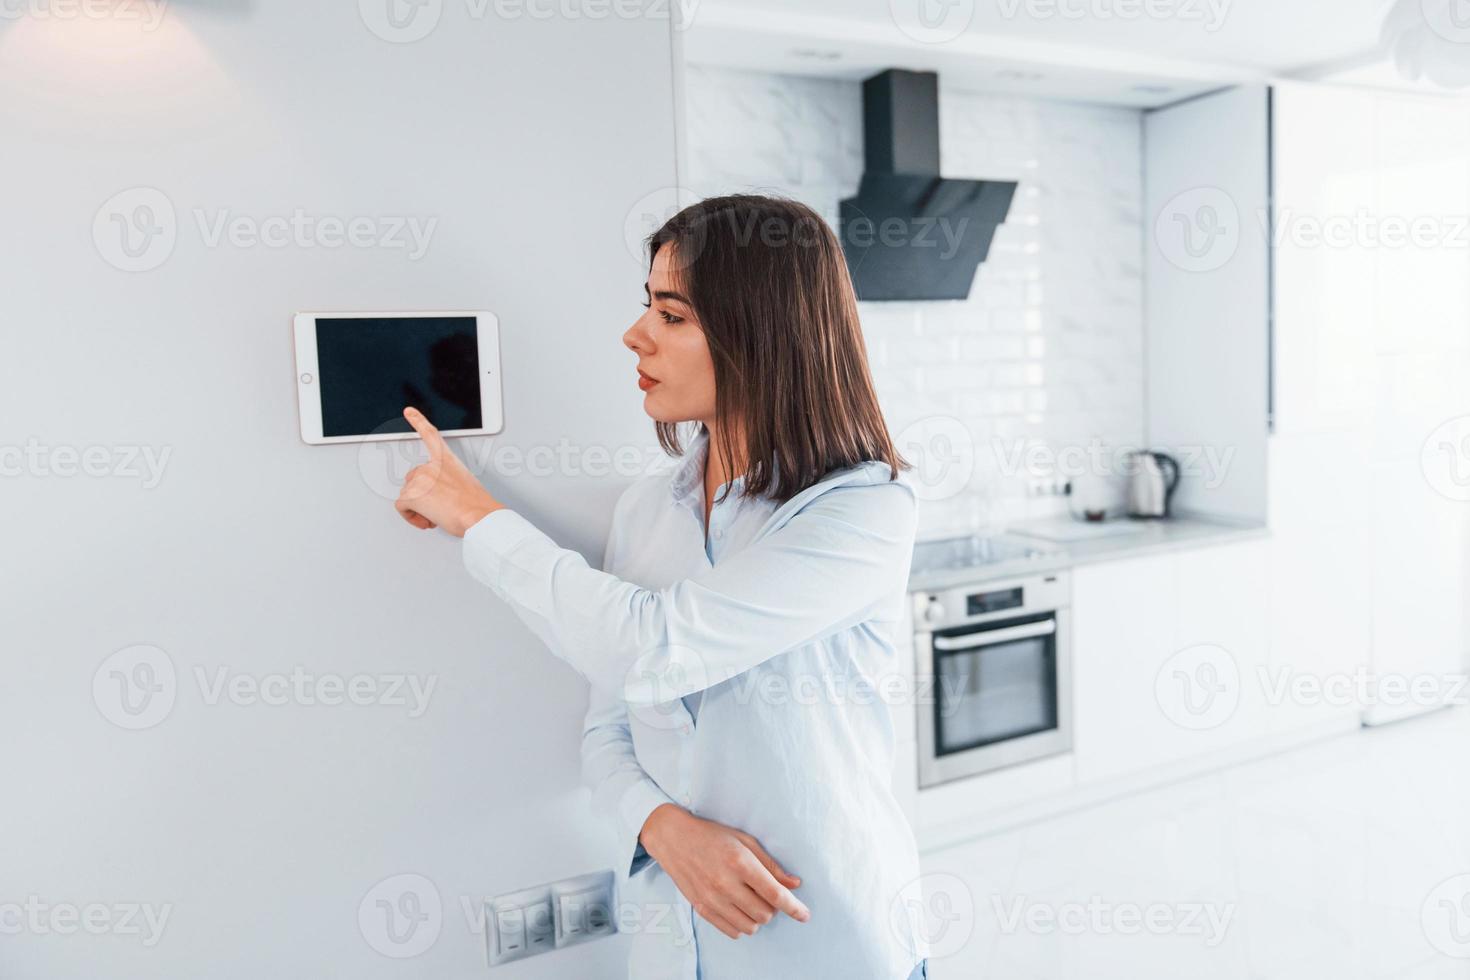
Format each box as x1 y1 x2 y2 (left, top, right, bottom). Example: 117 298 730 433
683 65 1146 540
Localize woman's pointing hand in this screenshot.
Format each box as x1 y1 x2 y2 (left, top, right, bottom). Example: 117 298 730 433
394 406 502 537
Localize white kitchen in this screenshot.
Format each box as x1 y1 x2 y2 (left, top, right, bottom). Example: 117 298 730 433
5 1 1470 978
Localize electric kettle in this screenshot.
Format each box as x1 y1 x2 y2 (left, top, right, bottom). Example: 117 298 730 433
1126 450 1180 519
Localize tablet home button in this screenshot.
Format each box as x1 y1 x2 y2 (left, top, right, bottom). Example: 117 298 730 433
300 373 314 384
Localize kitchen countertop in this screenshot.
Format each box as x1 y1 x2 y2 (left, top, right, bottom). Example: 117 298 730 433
907 513 1270 593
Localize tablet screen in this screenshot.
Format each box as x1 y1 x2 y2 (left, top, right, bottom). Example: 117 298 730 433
315 316 483 437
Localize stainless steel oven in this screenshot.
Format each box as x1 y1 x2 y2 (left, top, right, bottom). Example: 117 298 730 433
913 571 1072 788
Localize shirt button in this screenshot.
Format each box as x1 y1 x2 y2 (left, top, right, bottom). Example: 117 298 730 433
681 794 692 807
712 530 723 540
681 723 692 735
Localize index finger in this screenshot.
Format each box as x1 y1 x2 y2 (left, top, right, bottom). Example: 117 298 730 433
741 860 810 923
403 406 449 458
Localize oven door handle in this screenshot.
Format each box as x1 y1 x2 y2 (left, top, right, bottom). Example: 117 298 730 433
932 618 1056 652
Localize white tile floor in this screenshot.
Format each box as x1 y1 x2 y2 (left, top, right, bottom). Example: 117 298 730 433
918 707 1470 980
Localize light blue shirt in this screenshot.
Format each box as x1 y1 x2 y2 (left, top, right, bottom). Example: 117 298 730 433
462 426 927 980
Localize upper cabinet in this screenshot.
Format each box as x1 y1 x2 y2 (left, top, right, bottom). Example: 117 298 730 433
1271 82 1379 436
1273 81 1470 447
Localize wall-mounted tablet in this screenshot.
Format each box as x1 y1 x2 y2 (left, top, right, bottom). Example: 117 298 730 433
292 311 503 445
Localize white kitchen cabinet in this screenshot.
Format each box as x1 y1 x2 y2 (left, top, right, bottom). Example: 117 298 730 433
1271 81 1378 437
1272 81 1470 725
1265 431 1373 734
1072 539 1271 785
1174 541 1272 743
1366 459 1470 724
1071 552 1176 783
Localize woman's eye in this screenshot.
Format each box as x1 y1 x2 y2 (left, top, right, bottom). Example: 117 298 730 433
640 300 683 324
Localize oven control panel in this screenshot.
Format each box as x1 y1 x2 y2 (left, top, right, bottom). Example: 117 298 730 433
914 571 1070 631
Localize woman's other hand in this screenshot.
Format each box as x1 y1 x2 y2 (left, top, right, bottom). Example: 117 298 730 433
639 803 810 939
394 407 502 537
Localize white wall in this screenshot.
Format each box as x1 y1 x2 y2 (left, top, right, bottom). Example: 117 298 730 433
681 65 1148 539
1142 85 1270 523
0 4 676 978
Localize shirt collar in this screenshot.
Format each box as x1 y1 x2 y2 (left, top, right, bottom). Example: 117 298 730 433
669 426 755 509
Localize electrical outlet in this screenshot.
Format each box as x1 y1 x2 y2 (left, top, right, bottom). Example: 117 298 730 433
1027 477 1069 497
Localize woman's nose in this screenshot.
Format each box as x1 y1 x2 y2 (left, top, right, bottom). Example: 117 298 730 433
623 317 653 354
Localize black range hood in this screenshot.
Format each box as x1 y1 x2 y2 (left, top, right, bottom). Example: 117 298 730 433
839 69 1017 302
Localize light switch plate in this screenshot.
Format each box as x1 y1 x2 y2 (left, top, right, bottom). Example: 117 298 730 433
552 871 616 948
485 871 618 967
486 885 553 966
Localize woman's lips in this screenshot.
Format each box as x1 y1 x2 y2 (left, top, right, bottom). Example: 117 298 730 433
637 370 659 392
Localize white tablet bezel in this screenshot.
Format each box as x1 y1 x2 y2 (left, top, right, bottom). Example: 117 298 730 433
292 310 503 446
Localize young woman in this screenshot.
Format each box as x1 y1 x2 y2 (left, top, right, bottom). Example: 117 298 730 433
394 195 928 979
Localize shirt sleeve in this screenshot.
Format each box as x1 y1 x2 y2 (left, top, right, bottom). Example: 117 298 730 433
581 682 675 879
577 480 678 879
462 475 917 704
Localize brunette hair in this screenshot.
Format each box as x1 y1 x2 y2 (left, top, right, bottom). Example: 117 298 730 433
647 194 907 503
